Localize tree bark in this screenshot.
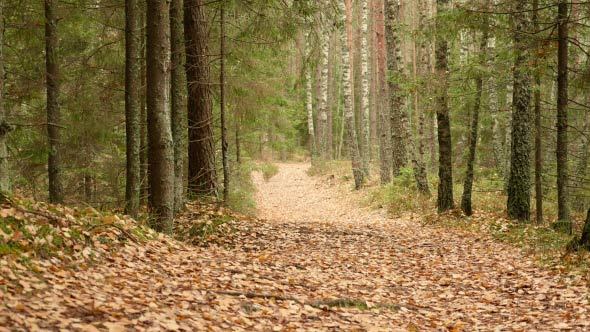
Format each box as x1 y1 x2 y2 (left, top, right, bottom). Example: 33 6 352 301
125 0 141 216
146 0 174 232
318 4 330 159
185 0 217 196
45 0 63 204
0 0 9 193
555 0 570 230
385 0 407 176
461 30 487 216
507 1 532 221
359 0 370 176
375 0 391 184
305 30 316 160
533 0 543 223
171 0 186 212
435 0 454 213
220 5 229 202
339 0 364 189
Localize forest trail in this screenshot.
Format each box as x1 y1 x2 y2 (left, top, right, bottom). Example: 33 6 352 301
2 163 590 331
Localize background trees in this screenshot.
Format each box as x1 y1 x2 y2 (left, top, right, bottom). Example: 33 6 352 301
0 0 588 232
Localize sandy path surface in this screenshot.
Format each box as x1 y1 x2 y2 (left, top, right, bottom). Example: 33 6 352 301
2 163 589 331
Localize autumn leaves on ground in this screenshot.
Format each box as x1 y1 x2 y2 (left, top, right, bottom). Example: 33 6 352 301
1 163 589 331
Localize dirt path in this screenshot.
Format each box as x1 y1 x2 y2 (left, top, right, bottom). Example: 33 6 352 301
2 163 589 331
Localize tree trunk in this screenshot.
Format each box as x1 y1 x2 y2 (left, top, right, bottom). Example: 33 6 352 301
171 0 185 212
385 0 407 176
305 31 316 160
220 5 229 202
488 38 504 179
507 1 532 221
185 0 217 196
45 0 63 204
435 0 454 213
375 0 391 184
139 10 148 205
339 0 364 189
555 0 570 231
574 111 590 211
318 6 330 159
359 0 370 176
461 30 487 216
125 0 141 216
533 0 543 223
0 0 8 193
146 0 174 232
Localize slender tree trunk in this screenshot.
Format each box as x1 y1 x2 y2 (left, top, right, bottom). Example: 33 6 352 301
359 0 370 176
574 112 590 210
376 0 391 184
318 5 330 159
139 11 148 204
435 0 453 213
235 114 241 164
146 0 174 232
0 0 9 193
305 31 316 160
171 0 185 212
340 0 364 189
507 1 532 221
488 38 504 179
556 0 570 230
461 30 487 216
125 0 141 216
533 0 543 223
45 0 63 204
385 0 407 176
220 5 229 202
185 0 217 196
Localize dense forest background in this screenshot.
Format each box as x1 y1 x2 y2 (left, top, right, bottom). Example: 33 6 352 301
0 0 588 234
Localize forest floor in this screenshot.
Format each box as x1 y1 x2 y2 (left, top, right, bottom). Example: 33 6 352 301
2 163 590 331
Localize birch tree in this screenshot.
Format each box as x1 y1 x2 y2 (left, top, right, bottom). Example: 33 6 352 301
359 0 370 175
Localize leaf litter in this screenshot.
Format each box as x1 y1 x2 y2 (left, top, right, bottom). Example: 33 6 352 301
1 163 589 331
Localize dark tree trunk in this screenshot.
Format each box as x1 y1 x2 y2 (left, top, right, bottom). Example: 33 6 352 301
435 0 454 213
555 0 570 231
578 208 590 250
185 0 217 196
235 114 241 164
171 0 185 212
0 0 9 193
220 5 229 202
125 0 141 216
461 30 487 217
146 0 174 232
533 0 543 223
507 1 532 221
139 10 148 205
45 0 63 204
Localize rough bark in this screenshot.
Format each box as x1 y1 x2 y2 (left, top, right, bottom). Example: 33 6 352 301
146 0 174 232
220 6 229 202
578 208 590 250
171 0 185 211
0 0 9 193
385 0 407 175
125 0 141 216
435 0 454 213
45 0 63 204
488 37 504 179
339 0 364 189
507 1 532 221
533 0 543 223
359 0 370 176
461 31 487 216
375 0 391 184
555 0 570 229
185 0 217 196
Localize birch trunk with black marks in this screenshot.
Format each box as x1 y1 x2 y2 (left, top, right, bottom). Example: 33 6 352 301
339 0 363 189
359 0 370 176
